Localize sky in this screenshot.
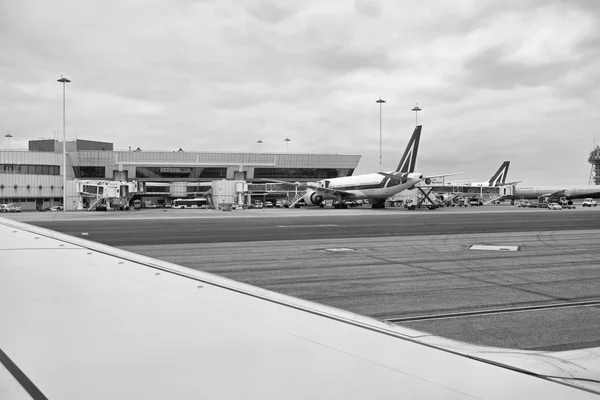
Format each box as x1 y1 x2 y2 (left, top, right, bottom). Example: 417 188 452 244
1 0 599 185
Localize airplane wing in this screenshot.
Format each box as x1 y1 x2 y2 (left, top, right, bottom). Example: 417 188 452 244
447 179 475 183
422 172 463 179
258 179 356 196
257 178 316 190
376 172 462 183
314 187 357 196
542 189 567 197
377 172 408 182
1 217 599 399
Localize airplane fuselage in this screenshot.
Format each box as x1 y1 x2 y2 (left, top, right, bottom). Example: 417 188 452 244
306 172 422 204
509 186 600 200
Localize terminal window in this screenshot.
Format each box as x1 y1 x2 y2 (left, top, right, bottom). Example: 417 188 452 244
145 186 170 193
198 168 226 179
136 167 226 179
254 168 342 179
73 166 105 178
187 185 212 193
0 164 60 175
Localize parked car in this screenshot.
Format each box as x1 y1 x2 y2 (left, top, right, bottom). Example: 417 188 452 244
582 198 597 207
547 203 562 210
264 201 274 208
49 205 64 211
275 200 283 208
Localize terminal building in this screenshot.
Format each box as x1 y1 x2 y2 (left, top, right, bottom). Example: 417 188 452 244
1 139 361 211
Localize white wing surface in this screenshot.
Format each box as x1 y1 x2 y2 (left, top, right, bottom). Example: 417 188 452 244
0 217 598 399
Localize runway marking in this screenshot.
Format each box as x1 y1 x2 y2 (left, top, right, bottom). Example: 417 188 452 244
276 224 339 228
81 232 89 236
325 248 354 252
470 244 518 251
384 300 600 323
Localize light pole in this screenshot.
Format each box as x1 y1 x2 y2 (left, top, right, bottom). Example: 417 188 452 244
4 133 13 150
257 139 263 153
412 103 422 126
376 97 386 171
284 137 290 153
58 75 71 209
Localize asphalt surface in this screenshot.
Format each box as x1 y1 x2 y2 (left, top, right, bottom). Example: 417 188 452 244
14 206 600 245
7 205 600 351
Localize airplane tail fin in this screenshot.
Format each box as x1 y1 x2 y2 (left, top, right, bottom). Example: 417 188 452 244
395 125 422 173
488 161 510 186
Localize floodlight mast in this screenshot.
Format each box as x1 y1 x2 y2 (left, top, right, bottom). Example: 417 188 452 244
412 104 422 126
57 75 71 209
376 97 386 171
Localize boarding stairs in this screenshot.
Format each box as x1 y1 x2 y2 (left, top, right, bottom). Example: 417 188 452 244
287 191 306 208
125 192 137 207
483 194 505 205
88 196 105 211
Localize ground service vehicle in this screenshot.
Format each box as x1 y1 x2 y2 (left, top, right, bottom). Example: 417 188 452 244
582 198 597 207
456 198 467 207
403 198 439 210
469 197 483 206
173 198 208 209
2 203 22 213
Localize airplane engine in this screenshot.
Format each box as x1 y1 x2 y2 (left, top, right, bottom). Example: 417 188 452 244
424 178 432 185
303 191 324 206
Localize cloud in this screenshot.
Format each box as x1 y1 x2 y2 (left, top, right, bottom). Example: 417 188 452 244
354 0 383 18
1 0 599 185
246 2 299 24
311 46 394 74
462 46 572 90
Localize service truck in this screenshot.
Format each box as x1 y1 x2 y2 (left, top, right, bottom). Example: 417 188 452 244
582 198 597 207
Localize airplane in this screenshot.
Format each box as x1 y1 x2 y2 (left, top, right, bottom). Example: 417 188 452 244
502 185 600 204
1 216 600 398
268 125 460 209
444 161 518 187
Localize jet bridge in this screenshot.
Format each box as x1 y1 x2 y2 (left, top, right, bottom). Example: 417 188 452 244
75 180 139 210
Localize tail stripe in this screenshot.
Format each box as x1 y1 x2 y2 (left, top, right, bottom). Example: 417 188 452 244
395 125 422 173
488 161 510 186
